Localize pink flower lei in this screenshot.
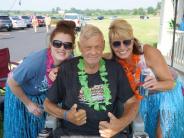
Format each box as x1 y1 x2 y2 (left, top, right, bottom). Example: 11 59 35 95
46 48 54 87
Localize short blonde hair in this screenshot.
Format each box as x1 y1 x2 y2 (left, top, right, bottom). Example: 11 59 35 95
109 19 134 43
80 24 104 41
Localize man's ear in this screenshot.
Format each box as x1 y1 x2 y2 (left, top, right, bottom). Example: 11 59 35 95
78 41 81 52
103 40 105 51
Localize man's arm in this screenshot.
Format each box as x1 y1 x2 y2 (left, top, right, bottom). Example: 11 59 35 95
99 96 139 138
44 98 87 126
119 96 139 129
44 98 64 119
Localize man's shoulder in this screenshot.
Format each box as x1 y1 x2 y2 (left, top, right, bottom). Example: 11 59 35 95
104 58 122 70
61 56 80 69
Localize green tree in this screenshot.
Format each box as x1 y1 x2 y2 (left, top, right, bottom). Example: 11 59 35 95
137 8 145 15
132 9 138 15
56 7 61 13
156 2 162 11
147 7 155 15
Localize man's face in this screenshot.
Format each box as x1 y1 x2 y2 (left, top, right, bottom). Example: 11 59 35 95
79 35 104 67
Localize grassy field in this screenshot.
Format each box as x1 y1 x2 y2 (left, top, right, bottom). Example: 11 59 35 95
74 15 160 55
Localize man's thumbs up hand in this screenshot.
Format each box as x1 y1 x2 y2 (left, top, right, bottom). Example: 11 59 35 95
99 112 121 138
67 104 87 126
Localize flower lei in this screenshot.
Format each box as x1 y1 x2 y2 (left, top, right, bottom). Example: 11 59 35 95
118 55 143 100
77 58 112 111
46 48 54 87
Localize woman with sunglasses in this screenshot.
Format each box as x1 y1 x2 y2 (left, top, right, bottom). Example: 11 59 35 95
4 20 76 138
107 19 184 138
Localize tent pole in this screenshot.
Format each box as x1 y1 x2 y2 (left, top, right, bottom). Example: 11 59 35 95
171 0 178 67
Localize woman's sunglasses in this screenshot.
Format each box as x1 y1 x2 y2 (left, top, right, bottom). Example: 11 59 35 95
112 39 132 48
52 40 73 50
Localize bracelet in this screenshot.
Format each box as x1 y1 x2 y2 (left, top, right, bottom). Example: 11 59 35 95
63 111 68 121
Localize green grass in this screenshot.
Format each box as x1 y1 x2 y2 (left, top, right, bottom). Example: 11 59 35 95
74 15 160 56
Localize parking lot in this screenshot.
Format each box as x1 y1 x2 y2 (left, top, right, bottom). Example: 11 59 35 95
0 27 49 61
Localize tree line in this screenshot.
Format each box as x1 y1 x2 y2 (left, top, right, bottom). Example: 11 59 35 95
52 2 161 16
0 2 161 17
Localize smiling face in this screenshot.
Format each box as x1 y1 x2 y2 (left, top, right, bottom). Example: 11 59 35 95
50 33 73 65
111 37 134 59
79 34 104 68
109 19 135 60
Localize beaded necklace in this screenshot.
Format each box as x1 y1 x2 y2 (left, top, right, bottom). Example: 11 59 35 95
77 58 112 111
118 54 143 100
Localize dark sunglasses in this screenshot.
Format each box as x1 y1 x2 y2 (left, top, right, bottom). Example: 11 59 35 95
112 39 132 48
52 40 73 50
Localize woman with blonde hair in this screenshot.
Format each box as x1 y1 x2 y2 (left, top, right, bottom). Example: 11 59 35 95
108 19 184 138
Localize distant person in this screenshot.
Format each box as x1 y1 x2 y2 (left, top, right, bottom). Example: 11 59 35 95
179 15 184 31
32 16 38 32
44 24 139 138
45 15 52 33
3 20 76 138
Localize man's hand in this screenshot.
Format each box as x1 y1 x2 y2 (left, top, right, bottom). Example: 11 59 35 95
67 104 87 126
99 112 122 138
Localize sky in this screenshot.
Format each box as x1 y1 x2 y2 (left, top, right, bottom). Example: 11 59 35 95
1 0 161 11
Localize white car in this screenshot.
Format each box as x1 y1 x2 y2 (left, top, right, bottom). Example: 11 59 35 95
10 16 27 29
19 16 32 27
63 13 85 31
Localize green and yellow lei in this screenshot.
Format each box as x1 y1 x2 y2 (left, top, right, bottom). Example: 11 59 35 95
77 58 112 111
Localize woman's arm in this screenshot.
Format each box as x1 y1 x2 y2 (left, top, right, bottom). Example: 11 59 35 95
143 44 175 91
7 76 42 116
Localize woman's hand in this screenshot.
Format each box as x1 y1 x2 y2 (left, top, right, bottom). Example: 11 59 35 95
143 75 158 91
26 102 43 116
48 67 59 82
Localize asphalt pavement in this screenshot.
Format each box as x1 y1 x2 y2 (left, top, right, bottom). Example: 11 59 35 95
0 27 51 61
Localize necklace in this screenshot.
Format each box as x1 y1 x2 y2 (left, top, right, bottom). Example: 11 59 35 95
77 58 112 111
118 55 143 100
46 48 54 87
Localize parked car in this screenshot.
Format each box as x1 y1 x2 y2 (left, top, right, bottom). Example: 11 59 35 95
97 16 104 20
140 15 149 20
51 16 63 25
10 16 27 29
0 15 13 31
84 16 91 21
64 13 85 31
109 16 117 20
36 16 45 27
19 16 32 27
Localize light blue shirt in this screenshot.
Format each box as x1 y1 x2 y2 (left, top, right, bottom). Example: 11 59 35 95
12 49 49 95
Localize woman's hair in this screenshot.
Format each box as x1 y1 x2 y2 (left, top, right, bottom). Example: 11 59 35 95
108 19 143 57
49 20 76 45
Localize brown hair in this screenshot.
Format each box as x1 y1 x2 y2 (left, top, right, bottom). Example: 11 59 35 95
49 20 76 45
109 19 143 57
